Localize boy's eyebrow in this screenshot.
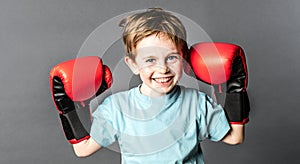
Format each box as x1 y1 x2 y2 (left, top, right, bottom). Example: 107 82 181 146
141 51 180 58
142 55 156 59
142 51 179 57
170 51 180 54
167 51 180 55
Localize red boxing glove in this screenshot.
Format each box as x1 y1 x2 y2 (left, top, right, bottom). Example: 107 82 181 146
50 56 113 144
187 42 250 124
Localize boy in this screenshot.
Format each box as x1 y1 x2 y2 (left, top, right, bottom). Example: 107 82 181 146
50 8 248 163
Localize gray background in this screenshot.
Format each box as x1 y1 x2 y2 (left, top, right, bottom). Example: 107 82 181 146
1 0 299 163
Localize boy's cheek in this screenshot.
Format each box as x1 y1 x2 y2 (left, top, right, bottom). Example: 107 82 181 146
170 63 183 71
138 65 156 74
138 64 152 70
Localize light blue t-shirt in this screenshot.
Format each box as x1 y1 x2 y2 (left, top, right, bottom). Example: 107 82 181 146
90 85 230 164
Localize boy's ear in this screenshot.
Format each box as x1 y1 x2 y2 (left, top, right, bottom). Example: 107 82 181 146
125 56 139 75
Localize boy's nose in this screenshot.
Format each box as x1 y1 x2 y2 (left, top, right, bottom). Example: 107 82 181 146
156 63 170 73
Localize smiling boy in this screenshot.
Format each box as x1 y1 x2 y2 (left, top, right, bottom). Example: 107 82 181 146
45 7 250 164
68 8 245 163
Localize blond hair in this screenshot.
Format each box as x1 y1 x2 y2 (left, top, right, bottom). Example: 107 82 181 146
119 8 188 60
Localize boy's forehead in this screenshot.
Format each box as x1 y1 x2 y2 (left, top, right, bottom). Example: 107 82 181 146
135 34 178 50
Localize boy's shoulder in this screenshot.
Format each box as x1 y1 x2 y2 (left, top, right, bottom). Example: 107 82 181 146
94 87 137 111
179 85 207 97
103 86 137 101
179 85 215 104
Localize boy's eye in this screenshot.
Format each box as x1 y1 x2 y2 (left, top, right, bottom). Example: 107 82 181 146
167 55 179 62
145 58 155 63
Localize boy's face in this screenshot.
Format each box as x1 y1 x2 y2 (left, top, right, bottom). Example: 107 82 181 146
125 34 183 97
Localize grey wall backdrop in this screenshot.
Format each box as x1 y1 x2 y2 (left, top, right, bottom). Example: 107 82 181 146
1 0 299 163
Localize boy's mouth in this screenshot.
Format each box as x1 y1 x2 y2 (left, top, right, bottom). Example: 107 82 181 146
152 76 173 83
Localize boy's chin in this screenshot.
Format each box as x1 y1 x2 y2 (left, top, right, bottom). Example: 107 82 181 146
140 81 178 97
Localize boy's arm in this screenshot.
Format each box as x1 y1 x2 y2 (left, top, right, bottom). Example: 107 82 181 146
187 43 250 145
73 137 102 157
187 42 250 125
49 56 113 145
221 124 244 145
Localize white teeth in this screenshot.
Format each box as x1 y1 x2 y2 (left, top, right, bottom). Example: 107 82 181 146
154 77 171 83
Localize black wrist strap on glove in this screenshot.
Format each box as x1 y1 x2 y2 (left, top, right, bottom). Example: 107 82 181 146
53 77 90 143
59 110 90 141
215 91 250 124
